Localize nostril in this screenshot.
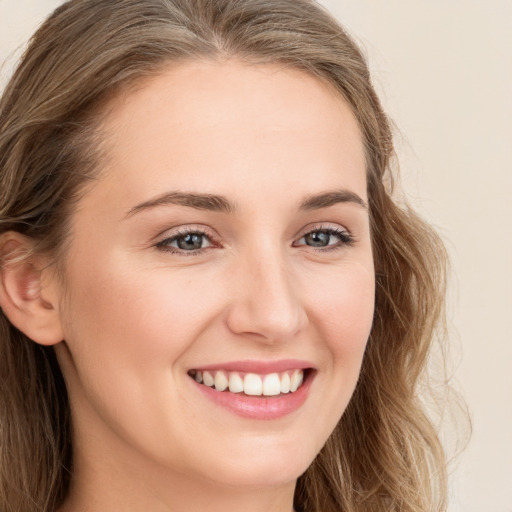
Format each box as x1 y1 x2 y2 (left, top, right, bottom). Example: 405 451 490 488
223 263 308 341
225 299 308 342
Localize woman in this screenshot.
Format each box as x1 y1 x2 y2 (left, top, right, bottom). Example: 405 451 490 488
0 0 448 511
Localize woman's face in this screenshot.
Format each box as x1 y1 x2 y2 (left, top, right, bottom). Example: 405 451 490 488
54 60 374 492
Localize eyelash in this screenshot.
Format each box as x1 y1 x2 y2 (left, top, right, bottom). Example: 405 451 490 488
155 227 217 256
293 226 355 252
155 225 355 256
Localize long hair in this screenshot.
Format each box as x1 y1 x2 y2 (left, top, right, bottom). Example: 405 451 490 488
0 1 449 510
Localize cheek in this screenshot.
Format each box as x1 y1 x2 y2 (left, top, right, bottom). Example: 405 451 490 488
295 260 374 450
61 262 223 368
304 260 375 367
57 258 227 457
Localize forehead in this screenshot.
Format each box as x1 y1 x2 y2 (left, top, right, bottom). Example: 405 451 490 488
89 59 366 212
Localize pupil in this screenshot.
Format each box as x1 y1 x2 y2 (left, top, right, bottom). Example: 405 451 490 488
177 234 203 250
305 231 329 247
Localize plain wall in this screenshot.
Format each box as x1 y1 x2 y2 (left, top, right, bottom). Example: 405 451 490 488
1 1 511 511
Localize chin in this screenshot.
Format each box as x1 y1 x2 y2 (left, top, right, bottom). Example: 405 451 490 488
207 461 309 490
191 436 318 489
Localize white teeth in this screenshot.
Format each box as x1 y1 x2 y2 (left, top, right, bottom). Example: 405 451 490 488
214 371 228 391
290 369 303 392
192 369 306 396
244 373 263 396
203 371 214 387
280 372 291 394
228 372 244 393
262 373 281 396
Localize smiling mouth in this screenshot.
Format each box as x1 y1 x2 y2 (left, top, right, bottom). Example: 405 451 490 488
188 369 310 397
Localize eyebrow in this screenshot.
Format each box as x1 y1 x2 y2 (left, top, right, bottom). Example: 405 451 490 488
125 192 236 218
125 188 367 218
299 190 368 211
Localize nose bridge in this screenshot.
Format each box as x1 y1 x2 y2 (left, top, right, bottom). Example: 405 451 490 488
226 242 307 342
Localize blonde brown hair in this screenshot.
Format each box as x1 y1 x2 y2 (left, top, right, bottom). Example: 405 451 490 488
0 0 449 510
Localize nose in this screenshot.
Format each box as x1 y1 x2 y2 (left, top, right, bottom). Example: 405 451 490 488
225 249 308 343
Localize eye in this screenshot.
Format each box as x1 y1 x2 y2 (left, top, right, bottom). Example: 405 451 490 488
156 229 214 254
294 227 354 250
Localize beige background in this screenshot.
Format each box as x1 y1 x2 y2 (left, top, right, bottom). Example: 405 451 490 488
1 1 511 511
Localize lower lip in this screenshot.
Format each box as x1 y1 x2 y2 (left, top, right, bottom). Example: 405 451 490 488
192 371 314 420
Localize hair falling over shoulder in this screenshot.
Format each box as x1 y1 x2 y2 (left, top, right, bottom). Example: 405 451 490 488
0 1 461 510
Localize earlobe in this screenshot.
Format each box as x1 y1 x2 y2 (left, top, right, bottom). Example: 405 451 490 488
0 232 64 346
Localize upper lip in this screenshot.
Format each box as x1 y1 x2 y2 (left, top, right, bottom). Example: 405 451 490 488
191 359 314 374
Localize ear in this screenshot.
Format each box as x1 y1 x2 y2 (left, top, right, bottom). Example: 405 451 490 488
0 232 64 346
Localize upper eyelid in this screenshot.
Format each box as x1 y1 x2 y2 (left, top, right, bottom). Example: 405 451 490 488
295 222 351 239
155 222 349 238
155 225 218 242
299 227 349 238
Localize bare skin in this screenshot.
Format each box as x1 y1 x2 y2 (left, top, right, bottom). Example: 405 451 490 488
3 59 374 512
